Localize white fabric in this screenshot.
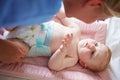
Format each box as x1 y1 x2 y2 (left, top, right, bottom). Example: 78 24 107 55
104 17 120 80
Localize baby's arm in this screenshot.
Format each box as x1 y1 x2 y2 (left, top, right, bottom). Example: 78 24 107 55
55 7 78 28
48 33 78 71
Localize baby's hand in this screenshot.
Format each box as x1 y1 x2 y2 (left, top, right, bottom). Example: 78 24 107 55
59 33 73 53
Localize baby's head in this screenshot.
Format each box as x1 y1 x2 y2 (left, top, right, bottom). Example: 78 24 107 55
77 38 111 72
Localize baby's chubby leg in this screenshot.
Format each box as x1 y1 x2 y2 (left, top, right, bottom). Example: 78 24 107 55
0 38 29 64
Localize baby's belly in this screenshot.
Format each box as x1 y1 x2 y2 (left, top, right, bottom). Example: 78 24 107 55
50 26 67 53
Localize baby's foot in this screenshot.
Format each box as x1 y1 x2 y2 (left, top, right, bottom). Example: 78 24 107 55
0 39 29 64
59 33 73 53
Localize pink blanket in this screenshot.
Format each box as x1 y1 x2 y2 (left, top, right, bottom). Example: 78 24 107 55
0 56 111 80
0 19 111 80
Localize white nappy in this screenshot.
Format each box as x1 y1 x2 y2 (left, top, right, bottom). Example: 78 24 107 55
7 21 55 57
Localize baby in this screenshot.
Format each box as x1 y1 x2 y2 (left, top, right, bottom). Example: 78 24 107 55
0 20 111 72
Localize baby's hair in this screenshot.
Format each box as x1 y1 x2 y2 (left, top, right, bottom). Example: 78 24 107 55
89 46 112 72
103 0 120 17
100 46 111 71
104 46 111 69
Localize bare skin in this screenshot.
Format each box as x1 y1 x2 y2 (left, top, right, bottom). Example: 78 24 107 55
48 33 79 71
63 0 112 23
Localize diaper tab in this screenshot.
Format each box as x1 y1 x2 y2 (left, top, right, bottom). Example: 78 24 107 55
36 37 43 48
40 24 47 31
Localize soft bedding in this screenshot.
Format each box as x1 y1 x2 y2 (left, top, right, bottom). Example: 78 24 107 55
0 18 112 80
0 57 111 80
105 17 120 80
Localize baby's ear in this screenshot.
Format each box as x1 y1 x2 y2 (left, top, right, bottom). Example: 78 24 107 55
79 60 87 69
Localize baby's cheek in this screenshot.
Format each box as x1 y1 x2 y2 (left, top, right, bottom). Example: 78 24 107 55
82 55 89 61
79 50 89 56
79 52 91 61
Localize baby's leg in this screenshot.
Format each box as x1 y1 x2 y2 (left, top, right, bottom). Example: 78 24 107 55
0 38 29 64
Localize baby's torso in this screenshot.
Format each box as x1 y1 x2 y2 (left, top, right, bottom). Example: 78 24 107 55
50 21 81 57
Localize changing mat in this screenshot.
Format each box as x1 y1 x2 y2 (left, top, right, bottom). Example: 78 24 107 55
0 19 111 80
